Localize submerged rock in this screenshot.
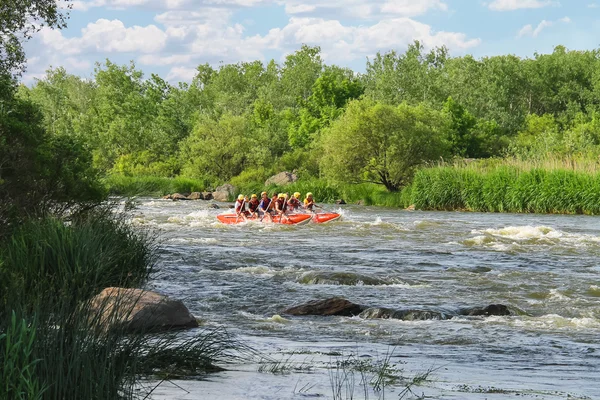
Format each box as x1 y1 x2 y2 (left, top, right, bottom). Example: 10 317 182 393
459 304 511 316
89 287 199 333
284 297 364 317
298 271 388 286
284 297 511 321
359 307 449 321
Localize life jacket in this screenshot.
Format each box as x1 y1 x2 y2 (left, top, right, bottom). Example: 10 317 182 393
275 198 287 212
248 199 260 212
259 198 271 211
287 197 301 210
304 198 314 210
268 196 278 210
234 199 245 213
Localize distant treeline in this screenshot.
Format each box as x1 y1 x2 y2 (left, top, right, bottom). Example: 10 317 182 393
16 43 600 194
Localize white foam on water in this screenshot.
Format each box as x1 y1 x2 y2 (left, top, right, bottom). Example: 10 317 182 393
129 217 159 226
464 225 600 252
481 225 560 241
167 237 219 245
508 314 600 330
268 314 290 324
380 282 431 289
548 288 572 302
231 266 276 277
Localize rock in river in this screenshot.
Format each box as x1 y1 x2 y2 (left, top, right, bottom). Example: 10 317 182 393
89 287 199 333
284 297 511 321
284 297 365 317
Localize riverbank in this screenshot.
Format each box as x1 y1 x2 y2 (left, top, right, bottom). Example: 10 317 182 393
0 210 235 399
105 157 600 215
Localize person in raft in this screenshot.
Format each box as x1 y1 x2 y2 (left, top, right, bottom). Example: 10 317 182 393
268 191 278 213
258 191 272 221
234 194 247 219
275 193 288 217
247 194 260 217
287 192 302 211
304 192 316 212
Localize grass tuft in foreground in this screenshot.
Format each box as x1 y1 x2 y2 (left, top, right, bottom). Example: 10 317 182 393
0 210 242 399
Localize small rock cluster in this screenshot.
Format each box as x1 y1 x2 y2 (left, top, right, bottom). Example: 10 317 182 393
283 297 511 321
162 183 236 202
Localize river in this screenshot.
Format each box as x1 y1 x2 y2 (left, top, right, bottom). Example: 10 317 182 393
130 198 599 399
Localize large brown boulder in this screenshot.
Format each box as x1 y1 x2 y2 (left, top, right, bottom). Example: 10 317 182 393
212 191 229 202
89 287 199 333
265 172 297 186
171 193 190 201
202 192 213 201
213 184 236 202
284 297 364 317
188 192 204 200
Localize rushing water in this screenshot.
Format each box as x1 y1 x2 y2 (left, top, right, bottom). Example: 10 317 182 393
131 199 599 399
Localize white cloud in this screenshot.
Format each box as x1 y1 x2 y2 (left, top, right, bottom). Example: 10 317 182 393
258 17 480 62
24 1 478 83
279 0 449 19
380 0 448 16
72 0 272 11
488 0 559 11
166 66 198 81
39 19 168 54
588 3 599 8
517 16 570 37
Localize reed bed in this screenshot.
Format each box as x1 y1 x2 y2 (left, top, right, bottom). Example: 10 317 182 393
408 162 600 214
0 210 244 400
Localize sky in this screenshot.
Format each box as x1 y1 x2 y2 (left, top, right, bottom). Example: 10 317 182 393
22 0 600 84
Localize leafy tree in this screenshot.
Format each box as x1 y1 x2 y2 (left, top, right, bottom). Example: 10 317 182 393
321 99 450 191
180 114 252 182
1 0 71 81
365 41 448 106
18 67 96 140
280 45 323 107
288 66 364 149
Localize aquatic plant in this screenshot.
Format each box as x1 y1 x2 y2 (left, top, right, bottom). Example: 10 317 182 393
406 159 600 214
0 211 242 399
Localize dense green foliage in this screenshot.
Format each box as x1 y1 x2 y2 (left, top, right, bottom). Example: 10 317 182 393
17 42 600 198
321 99 450 191
1 4 240 399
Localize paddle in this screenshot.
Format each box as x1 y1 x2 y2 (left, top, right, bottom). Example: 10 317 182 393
235 198 247 223
279 195 290 224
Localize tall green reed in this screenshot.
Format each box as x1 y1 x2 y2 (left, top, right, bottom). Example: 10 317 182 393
0 210 243 399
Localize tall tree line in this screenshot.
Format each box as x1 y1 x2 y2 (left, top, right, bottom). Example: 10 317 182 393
18 43 600 191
